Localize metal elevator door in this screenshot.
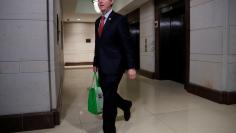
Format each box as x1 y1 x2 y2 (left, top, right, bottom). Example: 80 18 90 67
159 5 186 83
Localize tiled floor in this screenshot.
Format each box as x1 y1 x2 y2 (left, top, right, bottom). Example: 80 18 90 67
21 68 236 133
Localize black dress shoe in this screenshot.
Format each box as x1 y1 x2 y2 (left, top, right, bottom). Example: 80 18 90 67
124 101 132 121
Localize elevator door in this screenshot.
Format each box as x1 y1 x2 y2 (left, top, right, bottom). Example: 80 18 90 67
159 7 185 83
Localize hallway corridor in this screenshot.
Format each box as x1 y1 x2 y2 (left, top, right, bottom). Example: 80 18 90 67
20 68 236 133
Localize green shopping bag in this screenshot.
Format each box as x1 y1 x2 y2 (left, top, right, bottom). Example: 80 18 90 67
88 72 103 115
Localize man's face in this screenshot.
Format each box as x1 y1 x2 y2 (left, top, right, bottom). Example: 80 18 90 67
98 0 113 13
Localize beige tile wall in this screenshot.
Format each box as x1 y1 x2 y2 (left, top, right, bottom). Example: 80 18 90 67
190 0 236 91
64 22 95 63
140 0 155 72
227 0 236 91
0 0 63 115
0 0 50 115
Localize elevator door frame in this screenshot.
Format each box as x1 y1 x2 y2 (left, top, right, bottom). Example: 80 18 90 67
154 0 190 89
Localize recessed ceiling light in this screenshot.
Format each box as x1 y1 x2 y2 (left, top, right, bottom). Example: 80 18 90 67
77 18 81 21
92 0 100 13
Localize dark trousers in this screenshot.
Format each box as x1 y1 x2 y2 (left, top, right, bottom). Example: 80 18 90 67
98 72 129 133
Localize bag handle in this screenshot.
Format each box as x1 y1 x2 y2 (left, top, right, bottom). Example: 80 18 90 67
91 72 100 88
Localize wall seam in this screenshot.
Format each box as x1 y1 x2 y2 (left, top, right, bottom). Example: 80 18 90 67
190 0 214 8
222 0 229 91
46 0 53 111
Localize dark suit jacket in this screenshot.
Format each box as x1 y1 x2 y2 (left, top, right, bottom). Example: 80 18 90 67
93 11 135 75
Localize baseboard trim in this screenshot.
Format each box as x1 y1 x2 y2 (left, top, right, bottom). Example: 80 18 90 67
54 77 64 125
0 110 59 132
0 69 64 132
187 83 236 105
138 69 156 79
65 62 93 66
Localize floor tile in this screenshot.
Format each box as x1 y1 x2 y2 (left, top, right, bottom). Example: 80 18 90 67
19 68 236 133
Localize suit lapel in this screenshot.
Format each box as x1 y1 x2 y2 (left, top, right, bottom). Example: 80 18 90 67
95 18 100 37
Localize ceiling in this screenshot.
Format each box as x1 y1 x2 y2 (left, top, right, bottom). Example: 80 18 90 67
61 0 150 22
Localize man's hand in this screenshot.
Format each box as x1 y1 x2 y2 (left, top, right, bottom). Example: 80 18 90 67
93 66 97 72
128 69 136 80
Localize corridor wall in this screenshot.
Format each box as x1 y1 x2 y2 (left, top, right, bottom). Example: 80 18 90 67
140 0 155 73
0 0 50 115
190 0 236 92
64 23 95 63
0 0 63 122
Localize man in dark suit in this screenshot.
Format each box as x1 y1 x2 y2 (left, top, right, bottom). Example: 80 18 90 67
93 0 137 132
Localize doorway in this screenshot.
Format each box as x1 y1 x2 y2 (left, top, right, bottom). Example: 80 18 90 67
155 0 188 84
127 9 140 70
